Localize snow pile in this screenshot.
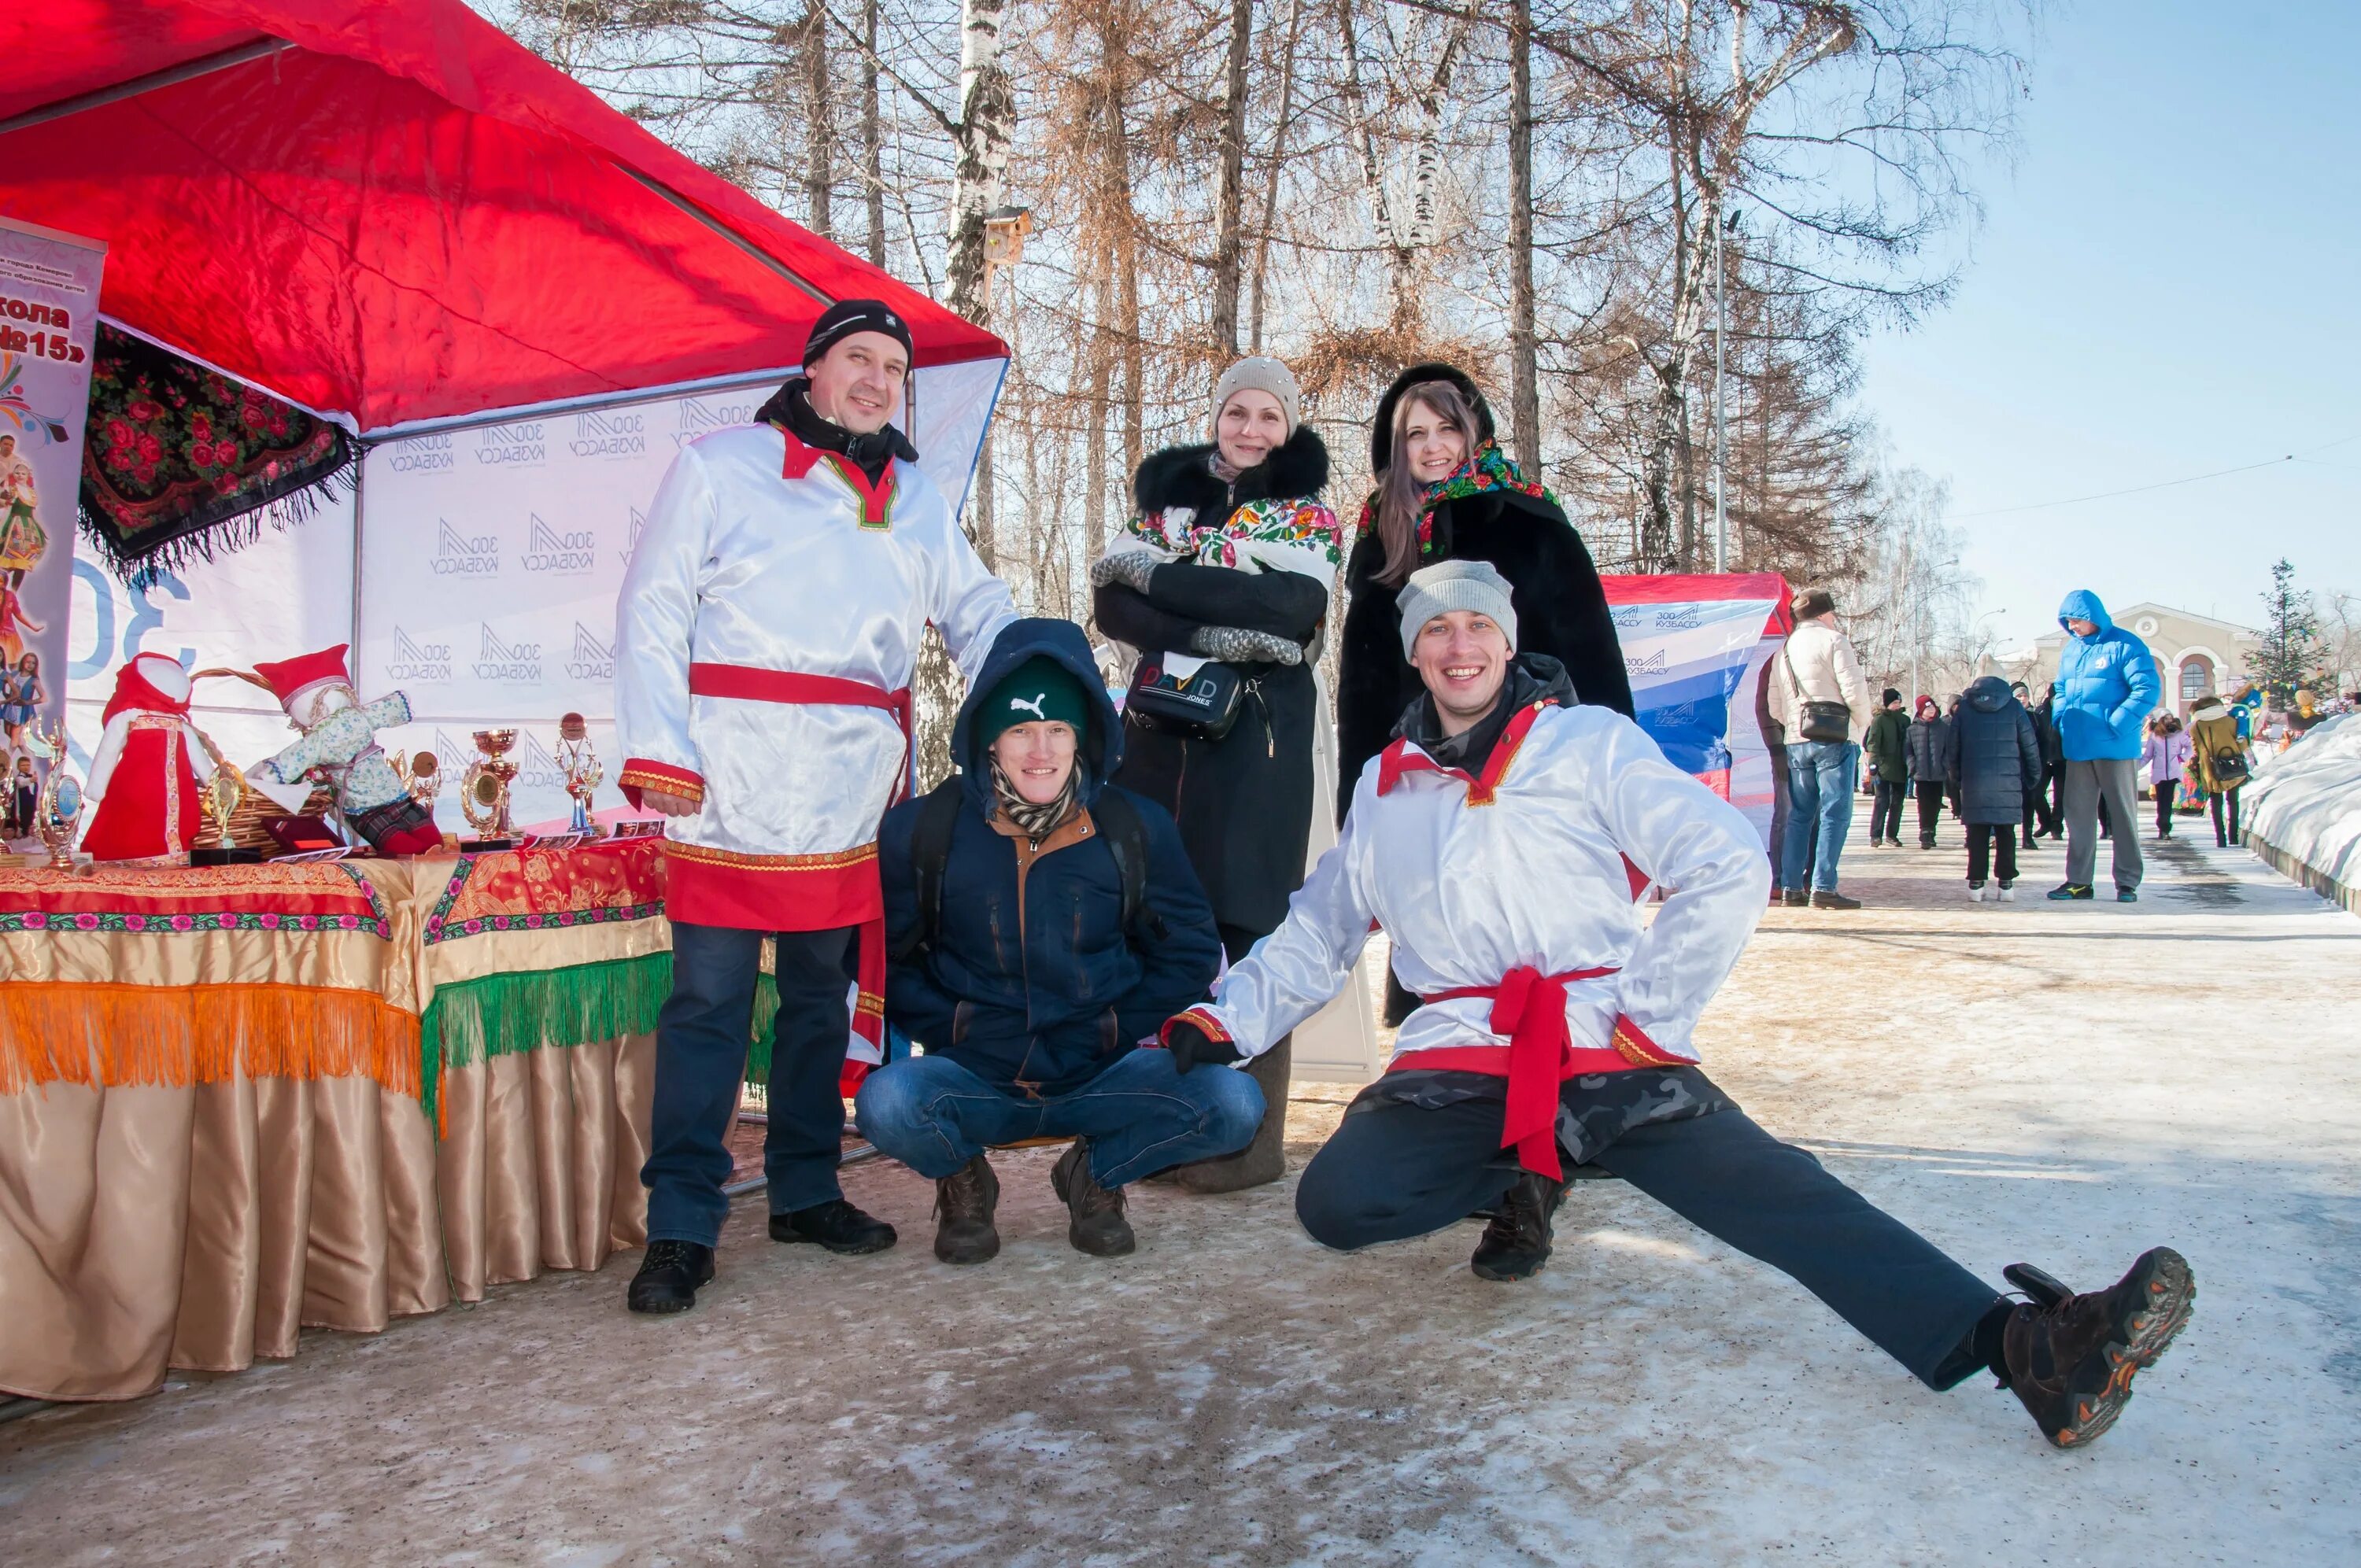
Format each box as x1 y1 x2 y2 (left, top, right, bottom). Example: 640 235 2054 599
2244 710 2361 912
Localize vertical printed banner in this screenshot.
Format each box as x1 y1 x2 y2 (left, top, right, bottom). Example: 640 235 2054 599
1602 574 1790 848
0 216 103 755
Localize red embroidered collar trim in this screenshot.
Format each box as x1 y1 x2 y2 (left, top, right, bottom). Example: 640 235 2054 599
777 427 897 530
1376 700 1551 805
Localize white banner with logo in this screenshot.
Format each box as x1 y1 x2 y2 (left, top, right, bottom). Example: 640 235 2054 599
0 216 105 758
59 362 1002 835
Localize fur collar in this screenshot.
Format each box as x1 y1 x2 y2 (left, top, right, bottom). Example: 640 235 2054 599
1133 425 1329 515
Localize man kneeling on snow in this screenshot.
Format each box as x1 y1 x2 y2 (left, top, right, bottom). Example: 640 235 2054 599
1160 560 2193 1448
856 618 1258 1262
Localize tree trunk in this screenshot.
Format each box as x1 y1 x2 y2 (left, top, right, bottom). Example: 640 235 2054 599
862 0 885 266
1209 0 1253 356
1249 0 1304 353
1506 0 1539 474
800 0 831 238
947 0 1014 326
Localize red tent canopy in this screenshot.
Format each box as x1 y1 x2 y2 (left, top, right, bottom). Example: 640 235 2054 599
0 0 1003 433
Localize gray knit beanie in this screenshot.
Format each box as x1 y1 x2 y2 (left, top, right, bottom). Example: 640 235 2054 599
1210 356 1302 440
1397 559 1517 659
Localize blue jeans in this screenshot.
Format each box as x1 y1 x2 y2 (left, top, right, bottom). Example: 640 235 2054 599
643 922 858 1247
1781 740 1859 892
855 1048 1266 1188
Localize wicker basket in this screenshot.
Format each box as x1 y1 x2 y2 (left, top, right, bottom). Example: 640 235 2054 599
219 784 338 854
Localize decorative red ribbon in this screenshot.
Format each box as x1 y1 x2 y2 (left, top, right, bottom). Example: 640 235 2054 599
1421 965 1618 1180
685 662 917 1061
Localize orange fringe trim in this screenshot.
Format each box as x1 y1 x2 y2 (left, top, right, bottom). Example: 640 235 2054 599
0 983 421 1100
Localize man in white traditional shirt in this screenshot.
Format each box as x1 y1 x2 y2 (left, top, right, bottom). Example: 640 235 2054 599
616 301 1014 1314
1160 559 2193 1449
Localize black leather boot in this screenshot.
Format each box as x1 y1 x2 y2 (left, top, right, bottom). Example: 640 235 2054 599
770 1197 898 1255
1470 1171 1567 1282
626 1240 715 1314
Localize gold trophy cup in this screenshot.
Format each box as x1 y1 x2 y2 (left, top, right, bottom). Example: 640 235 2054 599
556 713 604 836
29 719 80 869
460 729 519 848
190 741 261 865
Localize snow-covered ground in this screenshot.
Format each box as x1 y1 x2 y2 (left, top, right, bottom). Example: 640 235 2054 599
3 801 2357 1565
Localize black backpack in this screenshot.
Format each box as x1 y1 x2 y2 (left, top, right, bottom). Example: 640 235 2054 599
892 776 1169 963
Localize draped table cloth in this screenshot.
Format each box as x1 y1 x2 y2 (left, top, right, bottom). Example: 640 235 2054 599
0 836 680 1401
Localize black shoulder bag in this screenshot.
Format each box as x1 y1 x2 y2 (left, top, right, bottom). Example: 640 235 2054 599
1125 656 1245 741
1781 646 1854 744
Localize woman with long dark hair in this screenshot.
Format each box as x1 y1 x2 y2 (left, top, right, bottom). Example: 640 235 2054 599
1335 364 1631 825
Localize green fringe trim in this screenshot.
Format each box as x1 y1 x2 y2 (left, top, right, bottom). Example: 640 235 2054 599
418 956 785 1129
747 973 781 1090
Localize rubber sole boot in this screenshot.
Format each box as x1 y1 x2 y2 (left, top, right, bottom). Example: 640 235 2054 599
770 1198 898 1255
1167 1033 1291 1194
1050 1138 1136 1256
2001 1247 2195 1448
1471 1172 1568 1282
626 1240 715 1315
1810 889 1861 909
932 1155 1001 1265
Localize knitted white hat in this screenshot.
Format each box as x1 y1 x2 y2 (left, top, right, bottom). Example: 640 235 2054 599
1397 559 1517 658
1210 356 1301 440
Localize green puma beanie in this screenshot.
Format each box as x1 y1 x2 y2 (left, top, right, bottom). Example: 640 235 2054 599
979 658 1092 747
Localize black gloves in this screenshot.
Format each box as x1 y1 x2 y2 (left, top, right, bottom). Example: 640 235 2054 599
1163 1018 1244 1075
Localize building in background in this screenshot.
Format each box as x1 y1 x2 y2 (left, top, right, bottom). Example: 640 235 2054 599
2023 603 2259 717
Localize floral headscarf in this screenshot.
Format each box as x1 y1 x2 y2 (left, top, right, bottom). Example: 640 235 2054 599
1352 438 1557 560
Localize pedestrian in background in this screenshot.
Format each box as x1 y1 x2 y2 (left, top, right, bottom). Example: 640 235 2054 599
1768 587 1872 909
2030 683 2065 839
2187 695 2248 849
2008 681 2045 848
2140 714 2191 840
1905 695 1954 850
1950 675 2041 901
2047 591 2160 902
1863 688 1910 848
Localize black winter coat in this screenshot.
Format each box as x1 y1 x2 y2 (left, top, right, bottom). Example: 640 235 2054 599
1905 714 1956 784
1092 426 1331 938
1947 676 2043 825
880 619 1221 1096
1336 363 1632 821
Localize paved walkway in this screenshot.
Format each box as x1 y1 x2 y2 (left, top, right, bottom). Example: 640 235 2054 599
5 801 2357 1565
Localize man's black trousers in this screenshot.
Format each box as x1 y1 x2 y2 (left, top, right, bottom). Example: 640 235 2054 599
642 922 858 1248
1294 1083 2004 1389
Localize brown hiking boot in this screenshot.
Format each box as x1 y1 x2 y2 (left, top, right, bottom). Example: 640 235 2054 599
932 1154 1000 1265
1810 889 1861 909
1471 1171 1568 1282
2001 1249 2195 1448
1779 889 1809 907
1051 1138 1136 1257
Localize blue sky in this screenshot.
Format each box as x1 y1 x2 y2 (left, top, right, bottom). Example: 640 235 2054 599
1857 0 2361 650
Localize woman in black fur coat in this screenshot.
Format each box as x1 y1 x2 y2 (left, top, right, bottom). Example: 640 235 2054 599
1089 357 1343 1189
1336 363 1632 825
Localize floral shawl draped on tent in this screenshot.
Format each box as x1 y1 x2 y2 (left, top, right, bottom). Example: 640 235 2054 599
79 323 355 582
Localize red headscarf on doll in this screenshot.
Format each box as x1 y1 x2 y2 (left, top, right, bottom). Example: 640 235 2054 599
101 652 194 721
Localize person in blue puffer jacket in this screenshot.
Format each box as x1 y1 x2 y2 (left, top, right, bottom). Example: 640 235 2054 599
2047 590 2160 902
858 617 1254 1266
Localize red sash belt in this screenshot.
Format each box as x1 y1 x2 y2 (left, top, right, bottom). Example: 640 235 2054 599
688 662 915 805
682 662 915 1083
1400 965 1620 1180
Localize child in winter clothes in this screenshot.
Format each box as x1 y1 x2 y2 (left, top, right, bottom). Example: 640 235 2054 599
1948 676 2042 900
2139 714 2192 839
